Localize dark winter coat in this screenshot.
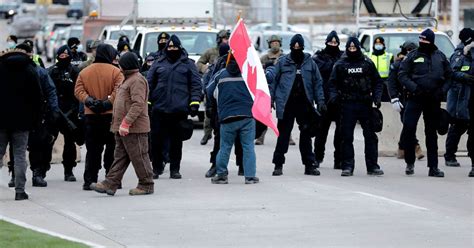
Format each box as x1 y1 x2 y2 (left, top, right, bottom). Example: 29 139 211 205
269 53 325 119
0 51 43 131
147 49 202 114
312 49 343 101
447 44 473 120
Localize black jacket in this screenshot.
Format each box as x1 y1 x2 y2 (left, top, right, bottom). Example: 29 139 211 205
147 50 202 114
0 51 43 131
328 53 384 104
387 59 403 100
447 44 472 120
312 49 343 101
48 64 80 114
398 47 452 99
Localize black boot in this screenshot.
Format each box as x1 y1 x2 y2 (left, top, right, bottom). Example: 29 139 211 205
170 171 182 179
428 167 445 177
272 164 283 176
15 192 29 201
469 166 474 177
64 167 77 182
32 169 47 187
205 164 216 178
334 161 342 170
405 163 415 175
304 163 321 176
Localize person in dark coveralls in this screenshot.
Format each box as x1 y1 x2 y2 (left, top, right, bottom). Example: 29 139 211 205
312 30 343 169
398 29 453 177
328 37 384 177
147 35 202 179
270 34 326 176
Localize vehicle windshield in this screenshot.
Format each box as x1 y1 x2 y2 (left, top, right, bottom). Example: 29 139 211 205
260 33 312 54
52 23 72 32
365 33 455 57
109 30 136 40
69 29 83 39
144 31 217 57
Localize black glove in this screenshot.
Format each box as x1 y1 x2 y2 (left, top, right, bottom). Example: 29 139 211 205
317 102 327 113
189 102 200 117
374 100 381 109
84 96 95 108
47 110 61 125
101 100 113 112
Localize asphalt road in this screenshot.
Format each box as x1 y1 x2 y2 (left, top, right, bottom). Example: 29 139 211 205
0 127 473 247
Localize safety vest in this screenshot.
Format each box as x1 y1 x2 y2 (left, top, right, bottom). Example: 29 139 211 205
32 54 41 66
369 52 393 79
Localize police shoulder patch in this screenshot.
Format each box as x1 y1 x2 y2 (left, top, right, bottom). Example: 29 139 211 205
461 65 470 72
414 57 424 63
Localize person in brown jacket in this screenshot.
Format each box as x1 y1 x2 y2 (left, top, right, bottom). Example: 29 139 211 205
74 44 124 190
90 52 154 196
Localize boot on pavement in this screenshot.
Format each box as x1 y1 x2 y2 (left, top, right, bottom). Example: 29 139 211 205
272 164 283 176
15 192 29 201
32 169 47 187
205 164 217 178
64 167 77 182
469 166 474 177
129 188 154 195
255 130 266 145
428 168 445 177
90 182 116 196
405 163 415 175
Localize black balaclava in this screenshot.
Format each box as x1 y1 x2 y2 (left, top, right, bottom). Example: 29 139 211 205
94 44 118 64
67 37 80 52
459 28 473 46
290 34 305 64
117 35 130 53
119 52 140 71
400 41 418 56
345 37 363 60
165 35 183 62
226 53 240 76
372 36 386 56
157 32 171 51
56 45 72 68
219 43 230 57
324 30 340 55
418 29 436 54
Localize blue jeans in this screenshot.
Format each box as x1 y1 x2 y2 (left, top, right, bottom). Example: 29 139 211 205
0 130 29 193
216 118 256 178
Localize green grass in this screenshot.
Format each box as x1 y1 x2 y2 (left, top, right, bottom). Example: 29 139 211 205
0 220 89 248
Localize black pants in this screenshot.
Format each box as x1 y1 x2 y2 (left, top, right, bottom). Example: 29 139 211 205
29 125 77 175
313 103 341 165
151 111 187 173
444 120 468 161
210 115 242 166
272 101 315 166
402 98 440 168
398 108 419 150
340 102 379 171
83 114 115 186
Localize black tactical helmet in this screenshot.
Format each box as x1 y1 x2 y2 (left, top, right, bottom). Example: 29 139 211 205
216 29 231 44
267 34 282 48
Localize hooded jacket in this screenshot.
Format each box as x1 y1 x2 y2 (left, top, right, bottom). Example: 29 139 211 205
269 52 325 119
147 37 202 114
75 44 124 115
0 50 43 130
312 48 343 101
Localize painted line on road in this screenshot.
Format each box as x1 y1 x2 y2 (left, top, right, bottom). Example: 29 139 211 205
60 210 106 231
0 215 105 248
354 191 429 211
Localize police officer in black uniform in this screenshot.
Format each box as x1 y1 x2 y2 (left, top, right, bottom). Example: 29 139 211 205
398 29 453 177
47 45 82 182
312 30 343 169
328 37 384 176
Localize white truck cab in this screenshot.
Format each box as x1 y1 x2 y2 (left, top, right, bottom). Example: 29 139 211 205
98 25 144 48
358 28 455 58
132 26 219 62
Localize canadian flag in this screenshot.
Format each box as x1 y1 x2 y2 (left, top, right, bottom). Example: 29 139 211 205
229 19 279 136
